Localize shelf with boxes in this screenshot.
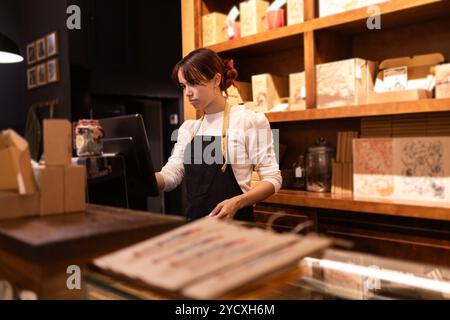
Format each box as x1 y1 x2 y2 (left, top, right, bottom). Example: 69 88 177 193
190 0 450 119
203 0 450 54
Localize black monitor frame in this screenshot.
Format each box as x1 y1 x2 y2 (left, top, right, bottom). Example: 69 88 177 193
99 114 159 198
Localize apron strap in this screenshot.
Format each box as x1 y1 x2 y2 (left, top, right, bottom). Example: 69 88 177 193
190 100 232 173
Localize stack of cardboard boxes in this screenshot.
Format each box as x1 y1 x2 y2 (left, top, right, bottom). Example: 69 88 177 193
38 119 86 215
0 119 86 221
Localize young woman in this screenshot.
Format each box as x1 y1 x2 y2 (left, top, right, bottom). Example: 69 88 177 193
155 48 281 222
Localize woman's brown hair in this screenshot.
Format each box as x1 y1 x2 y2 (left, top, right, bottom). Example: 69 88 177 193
172 48 238 93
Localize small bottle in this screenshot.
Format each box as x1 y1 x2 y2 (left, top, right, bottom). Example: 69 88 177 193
292 154 306 190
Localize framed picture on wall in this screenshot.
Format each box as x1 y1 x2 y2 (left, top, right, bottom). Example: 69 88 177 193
36 37 46 61
27 67 37 89
26 42 36 65
47 58 60 83
36 63 47 86
46 31 58 57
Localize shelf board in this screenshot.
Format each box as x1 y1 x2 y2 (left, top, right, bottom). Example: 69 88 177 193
263 189 450 222
206 23 305 57
265 98 450 123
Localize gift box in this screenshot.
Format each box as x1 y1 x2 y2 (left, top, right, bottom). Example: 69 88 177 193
240 0 269 37
353 137 450 203
0 129 37 195
287 0 304 25
369 53 444 104
36 165 64 216
435 63 450 99
289 72 306 110
316 58 376 108
43 119 73 166
202 12 228 47
0 191 40 220
63 165 86 213
227 81 253 106
263 9 285 30
252 73 289 112
319 0 388 17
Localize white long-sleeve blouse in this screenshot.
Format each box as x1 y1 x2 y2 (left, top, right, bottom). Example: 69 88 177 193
160 105 282 194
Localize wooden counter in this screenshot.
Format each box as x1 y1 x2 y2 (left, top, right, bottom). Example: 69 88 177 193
0 204 185 299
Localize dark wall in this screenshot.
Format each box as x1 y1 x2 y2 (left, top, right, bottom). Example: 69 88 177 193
18 0 72 120
1 1 182 132
0 0 26 133
68 0 182 105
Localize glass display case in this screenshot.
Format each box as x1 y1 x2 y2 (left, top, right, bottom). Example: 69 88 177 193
83 249 450 300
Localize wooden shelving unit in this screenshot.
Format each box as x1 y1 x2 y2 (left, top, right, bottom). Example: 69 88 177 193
181 0 450 221
264 189 450 221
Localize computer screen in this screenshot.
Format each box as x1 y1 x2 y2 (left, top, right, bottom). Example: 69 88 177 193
99 114 159 198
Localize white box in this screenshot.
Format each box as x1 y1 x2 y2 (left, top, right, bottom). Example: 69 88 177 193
287 0 304 25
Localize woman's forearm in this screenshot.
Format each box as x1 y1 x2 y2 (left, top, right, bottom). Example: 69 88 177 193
234 181 275 209
155 172 165 191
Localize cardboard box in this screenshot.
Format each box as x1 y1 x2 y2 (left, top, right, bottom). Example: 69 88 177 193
353 137 450 203
436 63 450 99
252 73 289 112
202 12 228 47
36 165 64 216
289 72 306 110
370 53 444 103
0 191 40 220
368 89 432 104
227 81 253 105
43 119 72 166
0 130 37 195
287 0 304 25
63 165 86 213
317 58 376 108
240 0 269 37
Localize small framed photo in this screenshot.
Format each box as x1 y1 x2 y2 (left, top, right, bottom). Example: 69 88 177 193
26 42 36 65
36 37 46 61
36 63 47 86
47 58 60 83
27 67 37 89
46 31 58 57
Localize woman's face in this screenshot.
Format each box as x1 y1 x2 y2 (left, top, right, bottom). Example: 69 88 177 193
178 68 219 111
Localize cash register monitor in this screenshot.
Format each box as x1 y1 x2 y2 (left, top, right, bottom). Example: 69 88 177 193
99 114 159 198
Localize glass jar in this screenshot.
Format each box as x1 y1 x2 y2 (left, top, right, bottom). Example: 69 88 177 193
291 154 306 190
305 137 335 193
75 119 104 157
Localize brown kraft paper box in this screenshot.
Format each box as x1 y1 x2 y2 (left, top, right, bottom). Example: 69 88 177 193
0 191 40 220
252 73 289 112
0 129 37 195
43 119 72 166
37 165 65 216
63 165 86 213
202 12 228 47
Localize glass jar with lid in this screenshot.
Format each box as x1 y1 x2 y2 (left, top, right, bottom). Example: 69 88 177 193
75 119 104 157
305 137 335 193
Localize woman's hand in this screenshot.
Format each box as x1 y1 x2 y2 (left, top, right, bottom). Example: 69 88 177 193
208 196 243 220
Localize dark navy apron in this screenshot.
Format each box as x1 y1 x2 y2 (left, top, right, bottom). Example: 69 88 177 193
183 135 254 222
